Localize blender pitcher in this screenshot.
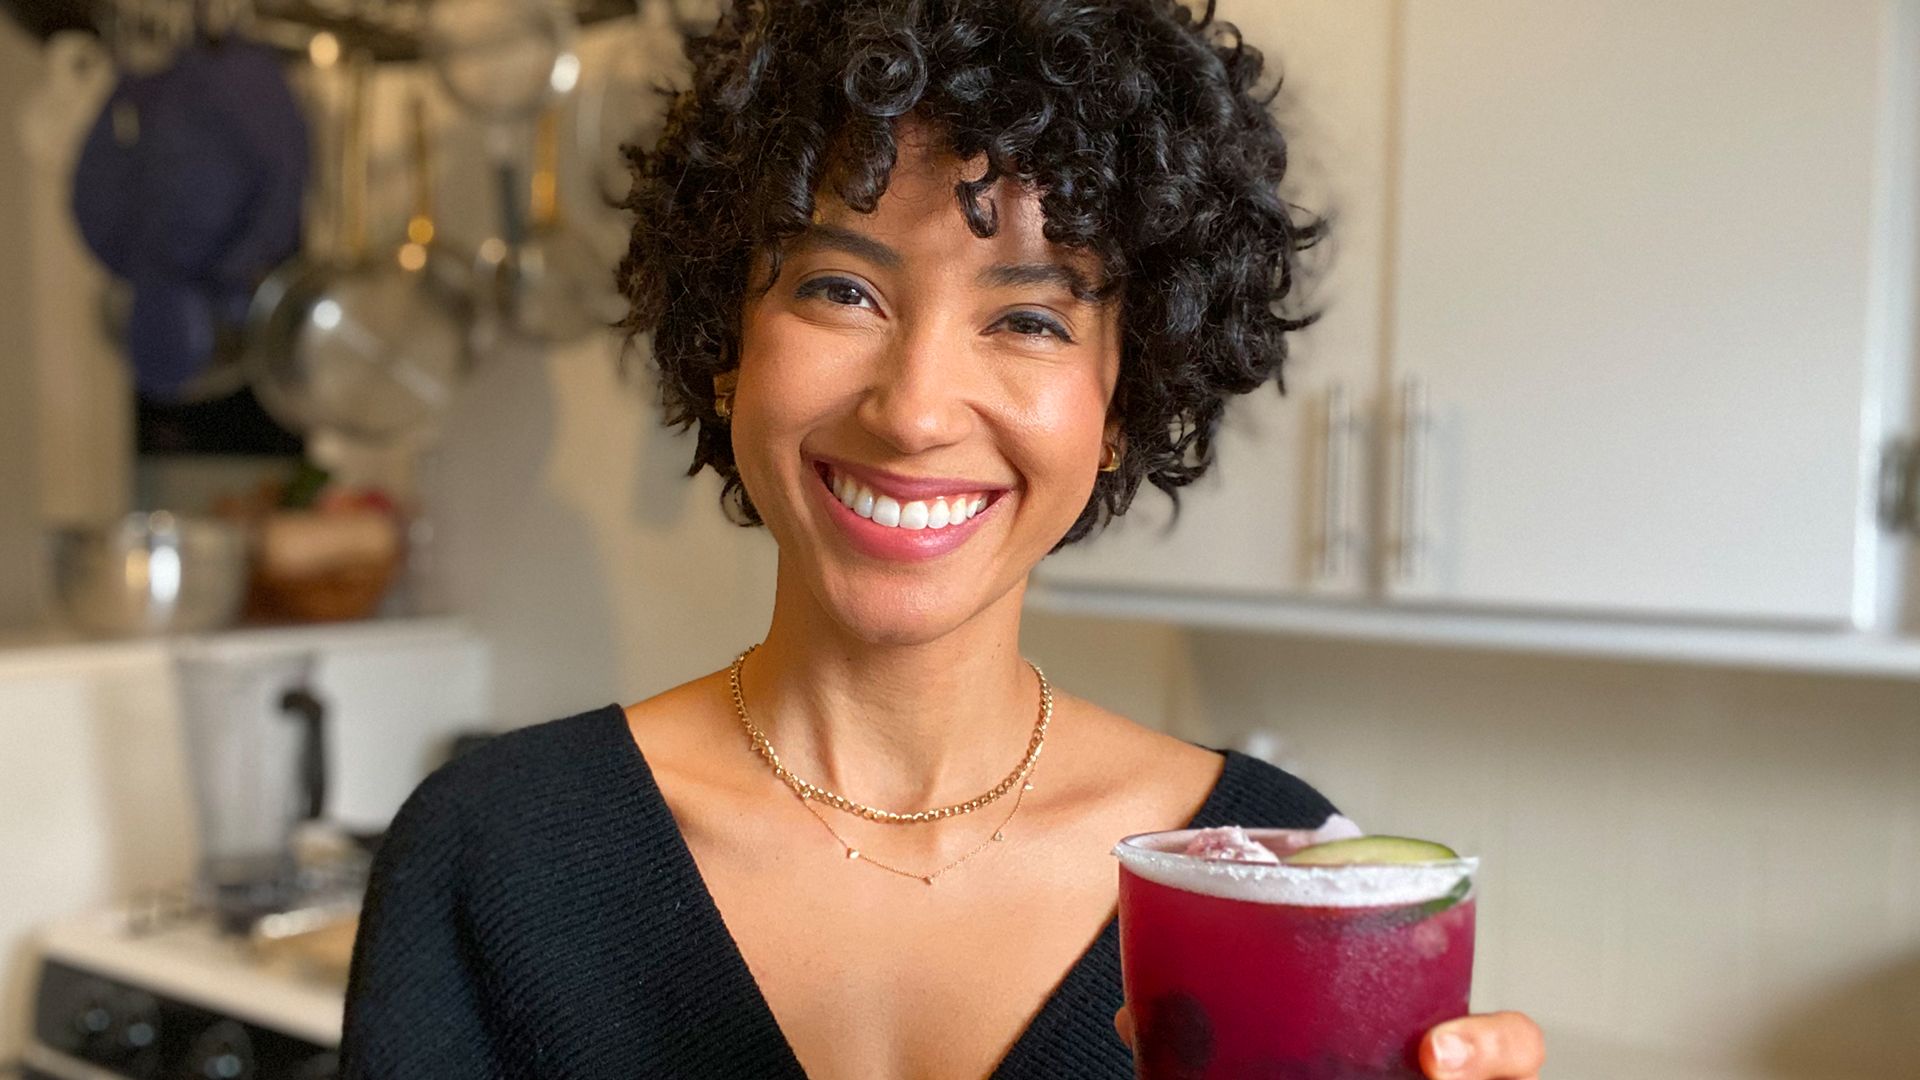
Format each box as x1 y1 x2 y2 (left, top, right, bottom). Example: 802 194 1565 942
172 644 329 928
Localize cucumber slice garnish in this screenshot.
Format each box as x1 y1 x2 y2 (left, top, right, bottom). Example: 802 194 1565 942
1282 835 1459 866
1284 836 1474 923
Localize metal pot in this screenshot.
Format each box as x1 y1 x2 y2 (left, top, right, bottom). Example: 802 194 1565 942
50 510 252 636
244 54 467 448
480 105 624 345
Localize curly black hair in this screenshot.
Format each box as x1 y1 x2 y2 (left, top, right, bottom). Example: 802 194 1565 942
618 0 1324 550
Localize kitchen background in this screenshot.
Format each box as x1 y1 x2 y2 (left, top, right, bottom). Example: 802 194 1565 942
2 2 1918 1079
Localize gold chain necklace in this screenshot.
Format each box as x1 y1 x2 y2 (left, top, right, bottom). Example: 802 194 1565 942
726 643 1052 824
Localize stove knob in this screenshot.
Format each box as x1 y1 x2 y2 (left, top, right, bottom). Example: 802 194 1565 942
69 983 113 1042
65 979 127 1063
112 988 162 1057
183 1019 255 1080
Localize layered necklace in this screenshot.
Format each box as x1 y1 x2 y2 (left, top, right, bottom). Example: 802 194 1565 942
726 643 1052 885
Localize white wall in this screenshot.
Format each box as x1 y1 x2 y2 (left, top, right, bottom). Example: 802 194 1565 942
419 334 777 723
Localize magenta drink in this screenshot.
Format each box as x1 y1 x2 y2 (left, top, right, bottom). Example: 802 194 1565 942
1115 829 1477 1080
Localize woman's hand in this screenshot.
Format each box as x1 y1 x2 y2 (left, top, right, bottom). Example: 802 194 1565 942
1112 1006 1546 1079
1412 1013 1546 1079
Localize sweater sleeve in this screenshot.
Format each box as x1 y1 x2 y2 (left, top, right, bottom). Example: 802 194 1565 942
339 768 505 1080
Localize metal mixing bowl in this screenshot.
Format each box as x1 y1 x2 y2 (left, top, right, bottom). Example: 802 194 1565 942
51 511 253 636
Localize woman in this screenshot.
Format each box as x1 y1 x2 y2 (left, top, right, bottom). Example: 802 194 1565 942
342 1 1547 1077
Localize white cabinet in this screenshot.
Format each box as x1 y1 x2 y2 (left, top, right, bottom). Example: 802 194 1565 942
1038 1 1916 634
1384 0 1905 626
1037 0 1395 599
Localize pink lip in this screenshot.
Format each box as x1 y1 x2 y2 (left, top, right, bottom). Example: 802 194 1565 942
809 455 1011 502
812 463 1003 562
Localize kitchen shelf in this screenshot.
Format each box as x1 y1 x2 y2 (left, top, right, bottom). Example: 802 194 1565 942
0 613 477 677
1024 585 1920 682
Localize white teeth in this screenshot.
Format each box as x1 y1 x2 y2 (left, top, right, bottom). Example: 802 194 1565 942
825 466 993 530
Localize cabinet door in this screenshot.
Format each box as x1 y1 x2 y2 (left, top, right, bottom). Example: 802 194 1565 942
1386 0 1905 625
1035 0 1392 598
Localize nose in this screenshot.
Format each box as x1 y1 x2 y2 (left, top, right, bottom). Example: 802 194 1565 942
853 318 975 455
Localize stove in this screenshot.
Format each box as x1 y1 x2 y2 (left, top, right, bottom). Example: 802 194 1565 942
22 907 344 1080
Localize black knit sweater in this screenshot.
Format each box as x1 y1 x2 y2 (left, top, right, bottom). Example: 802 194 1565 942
339 704 1339 1078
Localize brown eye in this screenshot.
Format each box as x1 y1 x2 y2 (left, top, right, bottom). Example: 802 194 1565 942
797 276 875 309
1000 311 1073 343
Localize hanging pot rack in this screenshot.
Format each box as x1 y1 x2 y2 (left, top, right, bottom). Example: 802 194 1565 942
248 0 676 64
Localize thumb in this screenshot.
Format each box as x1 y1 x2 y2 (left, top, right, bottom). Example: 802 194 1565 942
1113 1005 1135 1048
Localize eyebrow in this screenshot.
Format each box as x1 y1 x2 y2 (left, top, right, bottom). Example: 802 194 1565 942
791 224 902 271
793 223 1108 304
977 261 1099 301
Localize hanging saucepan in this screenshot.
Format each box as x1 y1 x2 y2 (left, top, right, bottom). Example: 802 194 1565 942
482 106 626 344
427 0 585 351
243 53 466 447
573 0 676 212
566 0 680 285
395 94 479 319
426 0 578 124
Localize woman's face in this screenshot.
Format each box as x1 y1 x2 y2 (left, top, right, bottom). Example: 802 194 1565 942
731 126 1122 646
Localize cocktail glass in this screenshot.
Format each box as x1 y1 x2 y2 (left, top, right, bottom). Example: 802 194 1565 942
1115 828 1477 1080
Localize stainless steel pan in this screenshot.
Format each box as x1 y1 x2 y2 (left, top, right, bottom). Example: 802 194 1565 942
244 53 466 447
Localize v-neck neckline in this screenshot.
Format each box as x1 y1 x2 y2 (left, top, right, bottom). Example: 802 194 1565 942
602 703 1246 1079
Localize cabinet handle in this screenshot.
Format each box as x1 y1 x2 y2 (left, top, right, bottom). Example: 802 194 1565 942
1882 437 1920 536
1396 376 1430 583
1317 383 1352 581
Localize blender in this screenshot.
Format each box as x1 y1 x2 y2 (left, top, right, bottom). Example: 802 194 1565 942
172 644 343 933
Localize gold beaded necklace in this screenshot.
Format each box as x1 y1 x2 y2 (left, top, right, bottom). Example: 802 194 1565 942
726 644 1051 884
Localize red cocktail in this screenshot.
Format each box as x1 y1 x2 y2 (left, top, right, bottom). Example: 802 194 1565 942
1115 829 1477 1080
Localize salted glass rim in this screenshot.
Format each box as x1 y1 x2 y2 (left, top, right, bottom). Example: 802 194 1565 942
1113 828 1479 906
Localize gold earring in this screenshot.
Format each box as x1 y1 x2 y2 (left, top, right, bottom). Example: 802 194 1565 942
713 370 739 420
1099 441 1122 473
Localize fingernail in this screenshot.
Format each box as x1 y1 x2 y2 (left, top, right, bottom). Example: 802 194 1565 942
1433 1031 1473 1071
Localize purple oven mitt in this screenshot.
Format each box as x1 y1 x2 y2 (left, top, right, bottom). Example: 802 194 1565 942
71 36 308 401
178 38 309 295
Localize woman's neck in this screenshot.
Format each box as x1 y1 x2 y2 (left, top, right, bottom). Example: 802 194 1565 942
739 572 1044 813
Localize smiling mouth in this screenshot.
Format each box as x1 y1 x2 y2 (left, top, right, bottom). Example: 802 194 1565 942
812 462 1005 530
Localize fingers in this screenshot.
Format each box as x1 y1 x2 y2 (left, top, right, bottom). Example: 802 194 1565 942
1420 1011 1546 1080
1112 1005 1134 1048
